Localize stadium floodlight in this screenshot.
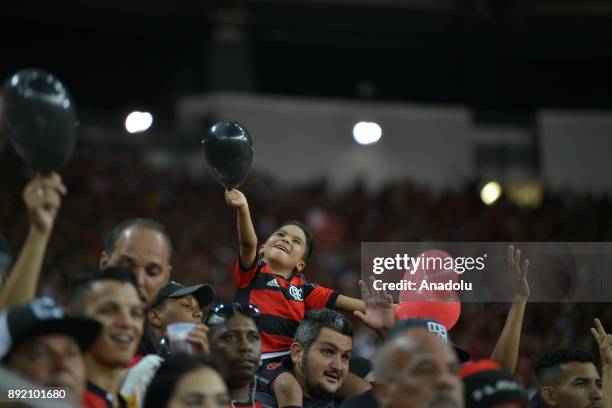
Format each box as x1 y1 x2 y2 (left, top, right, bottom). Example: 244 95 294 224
480 181 502 205
353 121 382 145
125 111 153 133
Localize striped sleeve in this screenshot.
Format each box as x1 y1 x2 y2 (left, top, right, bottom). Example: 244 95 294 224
234 257 259 288
304 281 339 310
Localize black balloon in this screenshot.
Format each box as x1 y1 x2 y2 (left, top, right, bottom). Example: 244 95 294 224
0 69 78 173
202 120 254 189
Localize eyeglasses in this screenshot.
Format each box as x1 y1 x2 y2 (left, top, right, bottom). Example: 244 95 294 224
205 303 260 326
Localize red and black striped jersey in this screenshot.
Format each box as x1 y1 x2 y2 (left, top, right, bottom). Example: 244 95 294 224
234 259 339 356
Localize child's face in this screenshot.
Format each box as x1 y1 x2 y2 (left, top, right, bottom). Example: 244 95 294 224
261 224 307 272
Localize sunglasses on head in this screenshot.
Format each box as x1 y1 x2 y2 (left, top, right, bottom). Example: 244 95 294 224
205 303 260 326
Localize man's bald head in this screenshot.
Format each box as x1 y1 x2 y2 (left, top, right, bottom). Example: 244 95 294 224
99 218 172 305
373 328 463 408
103 218 173 264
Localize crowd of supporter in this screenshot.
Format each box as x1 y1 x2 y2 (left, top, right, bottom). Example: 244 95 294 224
1 144 611 406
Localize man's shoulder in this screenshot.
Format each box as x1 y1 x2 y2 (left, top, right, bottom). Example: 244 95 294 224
254 389 278 408
338 389 378 408
233 397 270 408
304 396 341 408
254 391 340 408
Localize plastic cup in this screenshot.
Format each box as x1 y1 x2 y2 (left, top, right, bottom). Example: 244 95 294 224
166 322 196 354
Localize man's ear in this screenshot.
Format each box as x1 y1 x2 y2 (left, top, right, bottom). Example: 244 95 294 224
258 244 265 257
290 342 304 368
540 387 558 406
148 309 162 329
296 260 306 272
99 252 110 269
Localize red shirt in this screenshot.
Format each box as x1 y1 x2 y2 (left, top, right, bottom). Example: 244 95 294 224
234 259 338 355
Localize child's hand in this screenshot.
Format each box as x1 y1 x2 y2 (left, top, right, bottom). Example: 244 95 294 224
225 189 248 209
354 276 396 332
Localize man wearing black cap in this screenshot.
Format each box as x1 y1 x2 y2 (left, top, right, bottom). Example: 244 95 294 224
0 297 101 404
460 359 527 408
143 280 215 357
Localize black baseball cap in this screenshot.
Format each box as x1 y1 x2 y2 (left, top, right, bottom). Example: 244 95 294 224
460 359 528 408
0 297 101 360
150 281 215 309
388 317 470 363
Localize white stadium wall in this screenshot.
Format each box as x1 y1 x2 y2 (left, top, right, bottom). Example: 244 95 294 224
539 111 612 193
178 93 612 193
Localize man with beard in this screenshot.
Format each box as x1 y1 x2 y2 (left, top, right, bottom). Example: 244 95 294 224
256 309 353 408
372 328 464 408
207 303 264 407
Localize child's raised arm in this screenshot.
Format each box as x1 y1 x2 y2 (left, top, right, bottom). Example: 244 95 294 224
225 189 258 267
